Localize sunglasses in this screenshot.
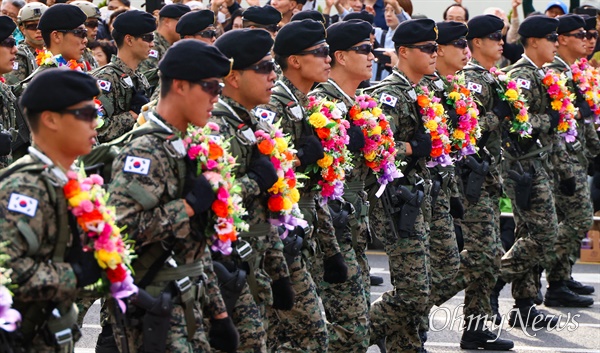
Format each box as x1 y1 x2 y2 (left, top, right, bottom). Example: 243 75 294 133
403 42 438 55
586 31 599 40
197 29 217 39
562 30 586 40
60 105 98 122
84 20 99 29
23 23 39 31
348 43 373 55
244 60 275 74
265 24 280 33
0 37 15 48
195 80 223 96
57 28 88 39
297 45 330 58
486 31 503 41
449 38 468 49
545 32 559 42
136 33 154 43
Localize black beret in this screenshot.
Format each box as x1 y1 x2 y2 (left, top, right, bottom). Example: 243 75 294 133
291 10 325 23
436 21 468 44
393 19 437 46
176 10 215 36
37 4 86 31
273 19 326 56
242 6 281 25
214 28 273 70
557 14 586 34
327 19 372 53
112 10 156 36
518 15 559 38
0 16 15 42
159 3 191 19
466 14 504 39
20 68 100 112
159 39 231 80
344 11 374 24
582 14 597 30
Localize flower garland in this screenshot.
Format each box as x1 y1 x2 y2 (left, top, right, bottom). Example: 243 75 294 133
63 169 137 312
416 86 452 167
490 67 532 138
444 74 481 157
0 247 20 333
541 69 578 143
305 96 353 203
572 58 600 124
254 124 307 238
94 97 105 131
184 122 248 255
348 94 402 187
35 49 84 71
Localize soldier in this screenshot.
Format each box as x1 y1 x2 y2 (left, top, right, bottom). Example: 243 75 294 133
309 19 371 353
242 6 282 38
211 28 295 353
176 10 218 44
259 19 347 353
71 1 101 71
0 16 17 169
431 14 513 350
108 39 239 353
0 69 103 353
543 14 598 307
3 2 46 85
92 10 155 143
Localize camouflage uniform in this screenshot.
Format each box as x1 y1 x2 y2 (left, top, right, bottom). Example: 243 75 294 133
433 59 504 322
0 81 18 168
4 41 38 85
81 48 98 72
108 112 224 352
207 96 293 353
139 32 170 96
92 56 151 143
364 68 431 352
309 79 370 352
543 56 595 283
0 148 84 352
258 76 336 353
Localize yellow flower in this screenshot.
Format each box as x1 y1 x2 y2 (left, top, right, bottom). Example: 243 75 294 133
268 178 285 194
283 197 292 210
448 91 461 101
372 107 382 117
433 103 444 116
424 120 438 131
275 137 288 153
68 191 90 207
566 103 576 114
557 121 568 131
96 249 122 269
317 154 333 168
516 114 528 123
551 100 562 111
308 112 328 128
505 89 518 101
370 126 382 136
364 150 377 161
470 136 476 144
289 188 300 203
453 129 465 140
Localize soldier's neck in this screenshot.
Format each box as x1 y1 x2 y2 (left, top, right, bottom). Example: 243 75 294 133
523 49 546 68
283 70 314 95
436 60 460 79
118 51 142 71
328 70 359 99
221 89 253 112
556 48 577 66
155 98 187 133
396 62 423 85
31 138 74 173
156 28 174 45
470 52 495 70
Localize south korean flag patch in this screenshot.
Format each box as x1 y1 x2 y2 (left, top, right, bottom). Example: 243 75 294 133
123 156 151 175
516 78 531 90
148 49 159 58
380 93 397 107
254 108 276 124
97 80 111 92
7 193 38 217
12 61 18 70
466 82 482 94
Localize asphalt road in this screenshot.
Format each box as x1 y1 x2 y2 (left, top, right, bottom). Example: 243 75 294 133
75 251 600 353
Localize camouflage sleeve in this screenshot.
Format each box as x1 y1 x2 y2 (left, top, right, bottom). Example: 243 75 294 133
263 227 289 281
315 195 341 258
138 57 158 77
510 70 551 134
3 54 29 85
0 176 78 302
550 136 575 181
236 174 261 202
94 71 136 143
584 121 600 158
201 244 228 317
108 136 191 247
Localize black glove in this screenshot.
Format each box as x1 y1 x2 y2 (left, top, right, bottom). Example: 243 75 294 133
593 171 600 190
323 252 348 284
296 135 325 166
492 99 513 120
546 108 560 132
409 133 432 158
247 155 278 193
447 108 460 127
271 276 295 310
0 131 12 156
449 197 464 220
347 125 365 152
577 100 593 119
209 317 239 353
71 251 103 288
558 177 576 196
129 88 150 115
184 173 216 215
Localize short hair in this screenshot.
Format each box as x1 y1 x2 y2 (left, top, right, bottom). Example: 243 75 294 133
519 36 530 48
159 73 174 98
274 53 289 71
23 109 40 133
111 29 126 47
442 3 469 21
89 40 117 61
41 30 51 48
2 0 25 9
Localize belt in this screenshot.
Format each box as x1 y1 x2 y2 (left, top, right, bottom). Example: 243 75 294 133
344 180 365 193
503 144 552 161
152 260 205 283
237 223 272 238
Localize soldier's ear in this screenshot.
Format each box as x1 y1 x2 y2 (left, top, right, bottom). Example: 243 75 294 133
39 110 60 133
334 50 346 66
225 70 241 89
288 55 301 69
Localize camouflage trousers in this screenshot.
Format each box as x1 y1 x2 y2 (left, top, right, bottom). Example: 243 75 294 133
435 188 502 319
501 159 558 299
369 199 430 352
548 155 593 282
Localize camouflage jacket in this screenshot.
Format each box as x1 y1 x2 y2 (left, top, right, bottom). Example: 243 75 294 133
139 32 170 92
12 63 59 98
0 81 17 168
208 96 289 282
108 111 227 317
81 47 99 72
4 42 38 85
92 56 151 143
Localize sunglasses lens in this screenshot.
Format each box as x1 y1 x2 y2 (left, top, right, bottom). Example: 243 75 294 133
423 44 437 54
140 34 154 42
317 46 329 57
67 107 97 122
452 39 467 48
0 37 15 48
85 21 99 28
200 81 222 96
25 24 38 31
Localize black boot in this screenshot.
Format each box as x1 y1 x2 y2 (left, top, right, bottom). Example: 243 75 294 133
565 277 595 295
370 275 384 286
376 337 386 353
460 319 514 350
419 330 428 353
489 279 505 325
96 325 120 353
534 288 544 305
545 281 594 307
508 299 559 328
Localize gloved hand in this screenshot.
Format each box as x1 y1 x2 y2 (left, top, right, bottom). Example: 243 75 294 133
546 108 560 132
0 131 12 156
449 197 464 220
558 177 576 196
71 251 103 288
409 133 432 158
209 317 239 353
296 135 325 166
184 173 216 215
593 171 600 190
271 276 295 310
323 252 348 284
347 125 365 152
247 155 278 193
577 100 593 119
129 88 150 115
447 108 460 127
492 99 513 120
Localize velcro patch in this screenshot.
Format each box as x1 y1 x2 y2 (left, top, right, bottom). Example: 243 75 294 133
97 79 111 92
7 193 38 217
516 78 531 90
255 108 276 124
148 50 158 58
467 82 482 94
123 156 151 175
380 93 397 107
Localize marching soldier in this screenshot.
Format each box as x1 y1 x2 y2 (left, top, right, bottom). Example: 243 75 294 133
0 16 18 169
71 1 101 71
176 10 218 44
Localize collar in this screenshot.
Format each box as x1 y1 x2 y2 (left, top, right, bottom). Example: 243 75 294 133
146 111 187 157
554 55 571 72
326 78 355 106
278 75 309 107
391 68 413 86
111 56 137 77
28 146 69 185
521 54 538 68
218 96 253 124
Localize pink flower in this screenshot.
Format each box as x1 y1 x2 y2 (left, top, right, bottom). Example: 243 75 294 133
90 174 104 186
206 159 218 170
80 199 94 213
206 122 220 132
188 145 202 160
217 187 229 202
507 81 517 90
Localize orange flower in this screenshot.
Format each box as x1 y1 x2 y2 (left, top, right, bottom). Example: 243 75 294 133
417 95 430 108
514 101 524 109
379 120 389 130
456 106 467 115
211 199 229 218
287 178 296 188
268 195 284 212
79 209 104 231
257 139 275 155
219 231 237 242
64 179 81 199
542 76 554 86
316 127 331 139
431 146 443 158
323 166 337 182
460 87 470 96
208 142 224 160
349 105 360 119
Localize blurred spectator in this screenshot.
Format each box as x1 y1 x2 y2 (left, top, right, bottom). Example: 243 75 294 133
223 7 242 31
364 0 386 29
89 40 116 66
506 0 522 44
523 0 568 17
271 0 299 25
183 1 206 10
2 0 24 42
443 3 468 23
107 8 127 35
372 0 409 80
